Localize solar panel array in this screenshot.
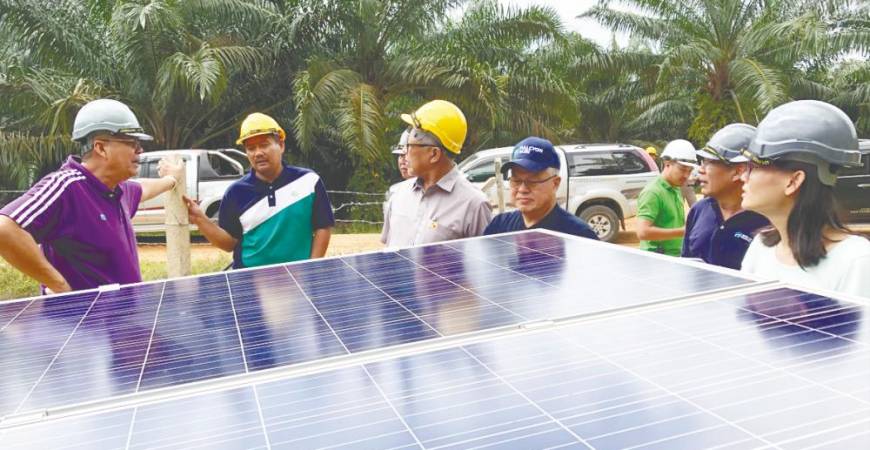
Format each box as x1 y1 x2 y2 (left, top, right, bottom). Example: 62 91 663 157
1 231 867 449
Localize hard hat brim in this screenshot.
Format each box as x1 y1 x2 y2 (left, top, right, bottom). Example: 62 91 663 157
124 132 154 142
695 148 721 161
236 130 283 146
400 114 415 128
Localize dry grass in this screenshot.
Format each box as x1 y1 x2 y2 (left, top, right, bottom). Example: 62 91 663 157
0 234 387 300
0 230 638 301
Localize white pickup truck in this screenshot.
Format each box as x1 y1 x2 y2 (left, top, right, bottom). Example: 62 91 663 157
132 149 248 232
457 143 660 242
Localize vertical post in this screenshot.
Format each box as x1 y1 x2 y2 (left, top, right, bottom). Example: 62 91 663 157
164 155 191 278
494 158 506 214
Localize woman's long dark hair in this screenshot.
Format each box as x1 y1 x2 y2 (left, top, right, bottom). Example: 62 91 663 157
759 160 851 269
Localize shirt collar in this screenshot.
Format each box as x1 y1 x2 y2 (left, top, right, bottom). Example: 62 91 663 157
656 176 681 192
65 155 125 198
706 197 725 223
413 166 461 193
247 163 290 188
530 204 561 229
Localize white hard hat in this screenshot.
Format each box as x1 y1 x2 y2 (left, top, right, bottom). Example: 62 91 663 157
661 139 698 168
72 99 153 143
391 129 410 155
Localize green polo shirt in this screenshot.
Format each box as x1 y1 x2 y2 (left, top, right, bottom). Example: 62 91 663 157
637 176 685 256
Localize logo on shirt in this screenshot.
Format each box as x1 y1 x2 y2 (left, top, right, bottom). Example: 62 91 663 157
733 231 753 243
99 213 107 221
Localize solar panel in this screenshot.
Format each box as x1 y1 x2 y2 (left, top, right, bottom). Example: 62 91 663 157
2 284 866 449
0 231 760 420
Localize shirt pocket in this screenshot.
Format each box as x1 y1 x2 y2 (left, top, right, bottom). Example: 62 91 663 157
427 217 461 241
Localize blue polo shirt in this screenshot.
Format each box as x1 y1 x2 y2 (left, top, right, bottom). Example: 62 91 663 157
219 164 334 269
484 206 599 240
682 197 769 270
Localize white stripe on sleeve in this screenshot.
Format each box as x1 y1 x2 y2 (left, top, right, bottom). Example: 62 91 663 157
19 176 86 229
9 170 79 222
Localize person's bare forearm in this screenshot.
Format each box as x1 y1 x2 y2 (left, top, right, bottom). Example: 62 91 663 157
636 220 685 240
138 176 177 203
641 226 685 240
310 228 331 258
0 216 70 292
193 217 237 252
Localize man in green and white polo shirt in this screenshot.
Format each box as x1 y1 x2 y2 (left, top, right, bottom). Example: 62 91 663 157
185 113 334 268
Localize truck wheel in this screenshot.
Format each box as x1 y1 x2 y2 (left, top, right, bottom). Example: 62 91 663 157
206 203 221 221
579 205 619 242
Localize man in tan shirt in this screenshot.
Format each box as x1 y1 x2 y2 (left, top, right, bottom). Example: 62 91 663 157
381 100 491 247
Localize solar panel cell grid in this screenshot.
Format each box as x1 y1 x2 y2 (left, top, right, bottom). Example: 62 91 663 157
16 283 164 414
1 231 785 448
2 282 866 450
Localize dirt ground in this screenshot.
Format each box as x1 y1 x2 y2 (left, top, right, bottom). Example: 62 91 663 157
138 220 641 263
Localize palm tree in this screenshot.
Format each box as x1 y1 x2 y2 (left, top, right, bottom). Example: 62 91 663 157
419 0 570 150
292 0 567 160
581 0 870 143
559 35 693 144
793 59 870 136
292 0 462 161
0 0 275 148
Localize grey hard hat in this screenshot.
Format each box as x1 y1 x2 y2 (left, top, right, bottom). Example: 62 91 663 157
743 100 861 185
391 129 410 155
698 123 755 163
72 99 153 143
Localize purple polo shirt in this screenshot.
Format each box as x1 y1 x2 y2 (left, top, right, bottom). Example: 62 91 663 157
0 156 143 292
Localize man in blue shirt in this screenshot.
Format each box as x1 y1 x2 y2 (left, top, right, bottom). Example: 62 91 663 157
683 124 769 269
484 137 598 240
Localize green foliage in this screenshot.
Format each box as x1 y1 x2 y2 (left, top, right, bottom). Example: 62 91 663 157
338 157 391 223
687 95 740 146
582 0 869 137
0 0 867 200
0 259 36 300
0 132 80 189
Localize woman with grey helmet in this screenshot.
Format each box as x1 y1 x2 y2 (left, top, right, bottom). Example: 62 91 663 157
740 100 870 300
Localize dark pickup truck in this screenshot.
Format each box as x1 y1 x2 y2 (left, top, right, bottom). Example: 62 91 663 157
835 139 870 225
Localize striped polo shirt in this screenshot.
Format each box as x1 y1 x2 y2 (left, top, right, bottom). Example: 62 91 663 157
0 156 143 291
219 165 334 269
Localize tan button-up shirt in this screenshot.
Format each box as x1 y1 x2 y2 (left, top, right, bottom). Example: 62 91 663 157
381 167 492 247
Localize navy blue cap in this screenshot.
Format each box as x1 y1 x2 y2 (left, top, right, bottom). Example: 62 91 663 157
500 137 560 174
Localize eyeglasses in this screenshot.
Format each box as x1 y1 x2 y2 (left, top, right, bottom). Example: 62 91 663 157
745 161 778 176
94 137 142 150
509 175 556 189
698 158 729 169
394 143 439 154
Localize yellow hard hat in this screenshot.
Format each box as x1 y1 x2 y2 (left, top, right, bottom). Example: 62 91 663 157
401 100 467 154
236 112 286 145
645 146 658 156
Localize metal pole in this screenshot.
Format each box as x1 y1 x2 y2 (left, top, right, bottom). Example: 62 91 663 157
164 155 191 277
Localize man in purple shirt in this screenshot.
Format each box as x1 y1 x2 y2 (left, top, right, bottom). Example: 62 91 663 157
0 99 182 294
